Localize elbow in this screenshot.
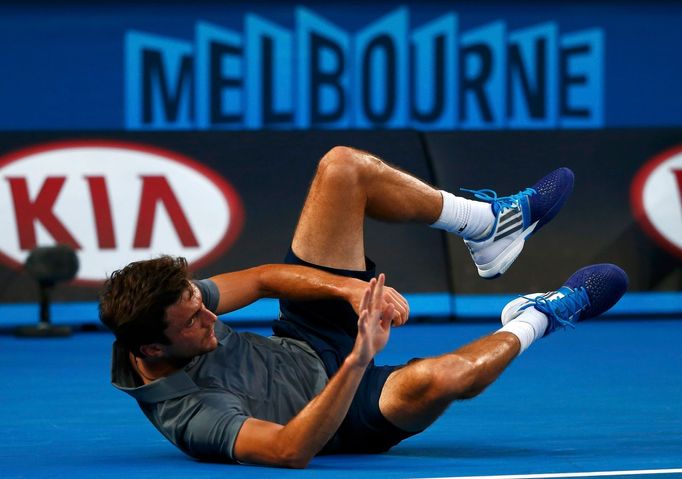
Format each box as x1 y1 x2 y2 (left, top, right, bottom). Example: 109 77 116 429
283 458 310 469
269 422 321 468
277 452 311 469
275 445 312 469
240 446 311 469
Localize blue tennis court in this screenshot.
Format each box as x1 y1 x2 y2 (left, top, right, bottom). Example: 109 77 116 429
2 317 680 479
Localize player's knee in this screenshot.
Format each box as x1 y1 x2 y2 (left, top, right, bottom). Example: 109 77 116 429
398 357 477 405
321 145 357 163
318 146 381 186
429 355 481 401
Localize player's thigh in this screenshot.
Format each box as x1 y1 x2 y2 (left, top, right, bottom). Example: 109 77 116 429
379 357 463 432
291 147 371 270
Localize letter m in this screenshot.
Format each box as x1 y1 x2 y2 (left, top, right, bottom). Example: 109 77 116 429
125 31 194 129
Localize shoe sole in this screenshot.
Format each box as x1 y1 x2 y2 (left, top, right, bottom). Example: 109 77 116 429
477 221 538 279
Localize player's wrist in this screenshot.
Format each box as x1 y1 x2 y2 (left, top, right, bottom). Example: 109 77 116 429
344 351 371 370
340 277 366 304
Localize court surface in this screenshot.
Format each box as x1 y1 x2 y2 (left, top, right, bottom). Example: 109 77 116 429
2 319 681 479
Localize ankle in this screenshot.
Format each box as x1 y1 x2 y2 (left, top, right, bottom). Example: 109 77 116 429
496 307 548 355
430 190 494 239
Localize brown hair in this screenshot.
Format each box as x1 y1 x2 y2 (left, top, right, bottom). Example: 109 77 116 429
99 256 192 356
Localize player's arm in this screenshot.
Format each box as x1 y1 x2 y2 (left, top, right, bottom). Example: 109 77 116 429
208 264 409 325
234 354 366 468
232 275 394 468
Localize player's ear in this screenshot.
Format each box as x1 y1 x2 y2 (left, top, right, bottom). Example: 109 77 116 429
139 343 166 358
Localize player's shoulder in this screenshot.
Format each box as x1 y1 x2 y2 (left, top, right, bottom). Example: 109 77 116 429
193 278 220 312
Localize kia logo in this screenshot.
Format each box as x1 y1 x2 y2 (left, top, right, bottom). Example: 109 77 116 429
631 145 682 259
0 140 243 283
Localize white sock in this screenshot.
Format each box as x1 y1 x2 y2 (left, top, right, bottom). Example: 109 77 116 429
496 307 548 355
430 190 494 239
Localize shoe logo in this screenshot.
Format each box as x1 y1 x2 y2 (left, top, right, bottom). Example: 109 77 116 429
499 209 520 224
494 210 523 241
631 145 682 259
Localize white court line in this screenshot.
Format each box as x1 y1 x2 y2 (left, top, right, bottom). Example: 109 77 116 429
414 468 682 479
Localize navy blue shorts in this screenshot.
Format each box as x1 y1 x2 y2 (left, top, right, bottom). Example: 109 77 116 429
272 249 417 454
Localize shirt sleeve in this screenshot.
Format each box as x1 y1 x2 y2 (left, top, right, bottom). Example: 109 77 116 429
179 391 249 461
193 279 220 313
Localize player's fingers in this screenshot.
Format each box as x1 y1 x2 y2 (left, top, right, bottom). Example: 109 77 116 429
359 282 372 313
381 303 395 330
372 274 385 310
392 288 409 314
357 309 369 334
386 288 407 325
364 277 377 311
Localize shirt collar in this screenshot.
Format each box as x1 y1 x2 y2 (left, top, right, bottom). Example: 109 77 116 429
110 321 233 403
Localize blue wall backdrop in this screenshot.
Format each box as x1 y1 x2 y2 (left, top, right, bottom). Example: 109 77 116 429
1 1 681 130
0 1 680 317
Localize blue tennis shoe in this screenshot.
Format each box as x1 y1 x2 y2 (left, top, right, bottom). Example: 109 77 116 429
501 264 629 336
463 167 574 279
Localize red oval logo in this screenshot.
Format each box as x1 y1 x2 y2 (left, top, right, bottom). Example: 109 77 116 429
0 140 243 283
631 145 682 259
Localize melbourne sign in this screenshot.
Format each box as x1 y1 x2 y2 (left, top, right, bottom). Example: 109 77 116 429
0 141 243 282
125 6 604 131
631 145 682 259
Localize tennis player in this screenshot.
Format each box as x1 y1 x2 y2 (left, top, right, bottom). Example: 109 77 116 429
101 146 627 468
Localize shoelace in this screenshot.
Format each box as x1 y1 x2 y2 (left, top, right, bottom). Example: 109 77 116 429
461 187 537 215
520 286 591 329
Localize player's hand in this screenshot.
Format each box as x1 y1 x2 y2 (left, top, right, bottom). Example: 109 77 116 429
348 277 410 327
384 284 409 326
349 274 393 367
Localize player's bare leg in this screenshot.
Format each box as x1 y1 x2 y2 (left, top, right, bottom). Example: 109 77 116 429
379 263 629 432
291 146 442 270
291 146 574 279
379 332 521 432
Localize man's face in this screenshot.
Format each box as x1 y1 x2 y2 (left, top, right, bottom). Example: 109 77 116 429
161 284 219 359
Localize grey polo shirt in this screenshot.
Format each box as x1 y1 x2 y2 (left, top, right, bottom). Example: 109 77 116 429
110 279 328 461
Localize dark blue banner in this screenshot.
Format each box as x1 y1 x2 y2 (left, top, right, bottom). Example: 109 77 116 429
0 1 680 130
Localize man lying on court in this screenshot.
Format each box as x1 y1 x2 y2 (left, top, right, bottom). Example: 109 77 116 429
101 146 628 468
